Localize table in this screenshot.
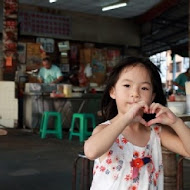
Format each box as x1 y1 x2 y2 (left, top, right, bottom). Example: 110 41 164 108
23 92 102 129
48 94 102 113
178 114 190 122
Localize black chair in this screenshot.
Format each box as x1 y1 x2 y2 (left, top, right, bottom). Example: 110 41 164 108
177 156 190 190
72 152 93 190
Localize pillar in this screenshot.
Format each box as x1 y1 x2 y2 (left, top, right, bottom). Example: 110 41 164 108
189 0 190 64
2 0 18 80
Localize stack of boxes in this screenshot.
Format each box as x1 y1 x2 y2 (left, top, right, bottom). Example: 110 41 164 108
0 81 18 128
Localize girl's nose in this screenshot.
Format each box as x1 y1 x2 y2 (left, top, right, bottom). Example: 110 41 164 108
131 88 139 98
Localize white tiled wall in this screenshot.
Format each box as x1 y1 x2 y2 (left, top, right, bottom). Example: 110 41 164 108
0 82 18 128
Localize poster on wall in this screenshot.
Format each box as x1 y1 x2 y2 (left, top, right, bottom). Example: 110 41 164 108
36 38 54 53
106 49 121 73
26 43 42 69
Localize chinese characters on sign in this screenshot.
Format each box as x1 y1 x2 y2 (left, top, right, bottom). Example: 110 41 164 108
19 11 71 39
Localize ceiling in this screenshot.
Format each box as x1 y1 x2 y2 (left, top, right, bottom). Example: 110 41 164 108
19 0 161 19
18 0 189 56
140 0 189 56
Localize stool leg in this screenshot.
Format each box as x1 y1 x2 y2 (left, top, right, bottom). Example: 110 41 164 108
40 113 45 134
69 116 75 140
84 115 95 138
84 117 88 139
91 115 96 129
79 117 85 142
56 114 62 139
41 114 48 139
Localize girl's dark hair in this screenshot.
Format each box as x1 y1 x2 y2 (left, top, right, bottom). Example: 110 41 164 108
101 56 167 121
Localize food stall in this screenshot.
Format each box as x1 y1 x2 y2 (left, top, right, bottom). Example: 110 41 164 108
23 83 103 129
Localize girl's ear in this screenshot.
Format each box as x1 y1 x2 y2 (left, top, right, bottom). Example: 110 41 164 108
151 93 156 102
109 87 116 99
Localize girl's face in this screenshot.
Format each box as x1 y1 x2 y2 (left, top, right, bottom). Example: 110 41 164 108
110 64 155 115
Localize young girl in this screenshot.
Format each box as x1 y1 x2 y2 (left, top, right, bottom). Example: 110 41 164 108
84 57 190 190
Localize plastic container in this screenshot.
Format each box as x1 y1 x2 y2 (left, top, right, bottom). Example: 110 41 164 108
186 94 190 113
63 84 72 97
167 101 186 115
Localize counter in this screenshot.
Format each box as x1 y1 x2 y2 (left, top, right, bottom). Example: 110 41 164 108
23 92 102 129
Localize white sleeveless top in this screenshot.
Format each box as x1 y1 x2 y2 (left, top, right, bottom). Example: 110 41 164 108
90 121 163 190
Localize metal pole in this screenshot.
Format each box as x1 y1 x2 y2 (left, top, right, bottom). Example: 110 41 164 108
172 53 177 94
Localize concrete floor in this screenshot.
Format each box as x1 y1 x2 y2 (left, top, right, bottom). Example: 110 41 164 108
0 129 83 190
0 128 189 190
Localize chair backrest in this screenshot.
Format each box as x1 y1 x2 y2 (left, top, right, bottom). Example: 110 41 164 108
72 152 94 190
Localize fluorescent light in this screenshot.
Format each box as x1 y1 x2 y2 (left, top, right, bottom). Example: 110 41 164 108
49 0 57 3
102 2 127 11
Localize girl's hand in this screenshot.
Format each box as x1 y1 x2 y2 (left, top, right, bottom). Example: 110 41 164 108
126 100 149 126
147 102 178 127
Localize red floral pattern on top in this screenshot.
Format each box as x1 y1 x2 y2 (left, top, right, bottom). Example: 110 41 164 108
91 125 163 190
115 138 119 144
131 158 144 168
106 158 112 164
154 126 161 135
100 166 106 172
122 137 128 144
133 151 140 158
130 185 137 190
108 150 113 156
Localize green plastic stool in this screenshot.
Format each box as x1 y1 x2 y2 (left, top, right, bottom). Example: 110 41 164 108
69 113 96 142
40 111 63 139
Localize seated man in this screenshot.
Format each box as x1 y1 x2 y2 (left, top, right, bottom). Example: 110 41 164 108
38 57 63 84
173 68 190 94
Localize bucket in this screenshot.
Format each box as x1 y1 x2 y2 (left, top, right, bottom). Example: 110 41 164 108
185 81 190 94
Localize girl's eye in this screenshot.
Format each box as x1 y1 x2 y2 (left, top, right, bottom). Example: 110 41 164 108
124 84 130 88
142 87 149 90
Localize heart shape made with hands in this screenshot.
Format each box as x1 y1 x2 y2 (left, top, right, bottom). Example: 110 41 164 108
137 105 176 127
128 101 177 127
137 113 156 127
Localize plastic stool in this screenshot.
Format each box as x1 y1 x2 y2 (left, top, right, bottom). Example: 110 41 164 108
69 113 96 142
40 111 62 139
72 151 93 190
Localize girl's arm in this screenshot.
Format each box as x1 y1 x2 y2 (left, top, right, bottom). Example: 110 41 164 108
161 119 190 157
84 101 149 160
148 103 190 157
84 115 131 160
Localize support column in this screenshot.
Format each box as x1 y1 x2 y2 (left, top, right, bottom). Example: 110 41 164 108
2 0 18 80
189 0 190 64
171 53 176 93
